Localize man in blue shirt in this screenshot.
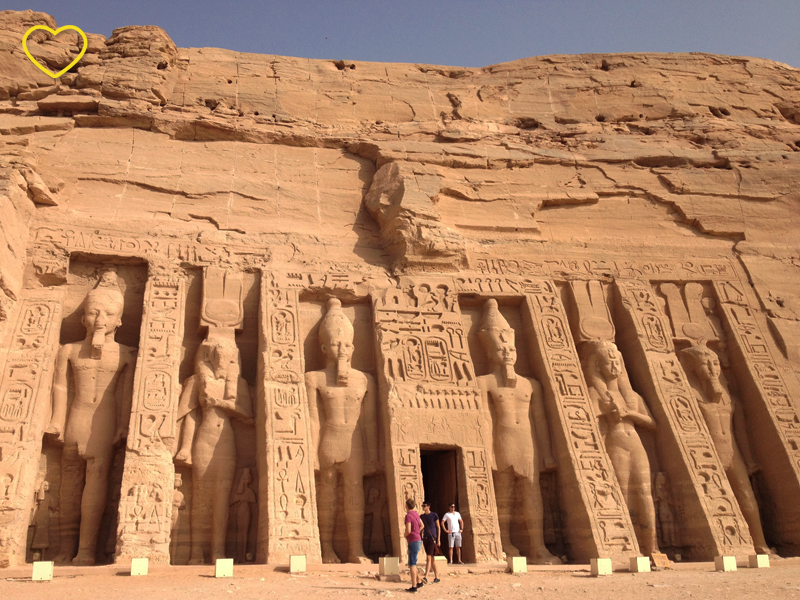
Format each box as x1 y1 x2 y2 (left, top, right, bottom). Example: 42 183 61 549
420 502 441 583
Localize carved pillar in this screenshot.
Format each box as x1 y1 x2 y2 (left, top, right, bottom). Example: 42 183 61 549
520 280 638 561
714 281 800 551
256 284 321 563
373 282 502 563
115 270 185 564
0 289 63 568
615 279 754 559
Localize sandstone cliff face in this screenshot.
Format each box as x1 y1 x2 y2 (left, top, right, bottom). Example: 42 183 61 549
1 10 800 568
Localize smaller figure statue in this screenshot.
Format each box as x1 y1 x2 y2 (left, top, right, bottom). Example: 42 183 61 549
305 298 380 564
45 270 136 565
230 468 257 563
29 481 51 561
476 299 561 564
653 472 679 549
680 344 770 554
175 330 253 564
582 341 659 556
170 473 187 562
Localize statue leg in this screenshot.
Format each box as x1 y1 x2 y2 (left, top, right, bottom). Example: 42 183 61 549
73 454 112 565
210 474 234 562
170 513 180 563
54 445 85 564
728 453 769 553
493 469 519 557
342 458 370 563
630 445 657 556
519 474 561 564
188 468 212 564
318 466 340 563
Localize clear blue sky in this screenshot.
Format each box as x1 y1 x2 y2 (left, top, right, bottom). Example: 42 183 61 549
7 1 800 68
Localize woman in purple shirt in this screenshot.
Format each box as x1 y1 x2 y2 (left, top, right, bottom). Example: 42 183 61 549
404 498 423 592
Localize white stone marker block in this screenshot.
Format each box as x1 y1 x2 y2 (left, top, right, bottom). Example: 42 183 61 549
215 558 234 578
32 561 53 581
379 556 400 576
630 556 651 573
590 558 612 576
507 556 527 573
714 556 737 572
289 555 306 573
434 555 447 576
131 557 149 576
748 554 770 568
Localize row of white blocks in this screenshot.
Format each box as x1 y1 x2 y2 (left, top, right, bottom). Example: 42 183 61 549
589 554 770 576
30 557 237 581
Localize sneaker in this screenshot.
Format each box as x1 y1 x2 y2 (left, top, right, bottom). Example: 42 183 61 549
416 582 424 589
422 577 429 584
432 579 441 583
405 587 417 593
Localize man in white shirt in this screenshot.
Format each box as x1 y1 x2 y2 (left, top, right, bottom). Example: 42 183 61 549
441 503 465 564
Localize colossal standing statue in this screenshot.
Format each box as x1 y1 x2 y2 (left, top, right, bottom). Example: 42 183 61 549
476 299 560 564
680 344 770 554
45 271 136 565
174 331 253 564
305 298 380 564
581 341 659 556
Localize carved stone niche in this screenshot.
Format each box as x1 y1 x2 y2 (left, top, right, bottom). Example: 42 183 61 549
36 260 146 566
301 298 384 564
170 268 259 565
460 296 565 561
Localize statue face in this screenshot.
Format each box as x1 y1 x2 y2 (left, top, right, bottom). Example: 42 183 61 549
486 329 516 367
599 348 622 379
697 354 721 382
83 295 123 335
322 331 354 364
210 345 238 377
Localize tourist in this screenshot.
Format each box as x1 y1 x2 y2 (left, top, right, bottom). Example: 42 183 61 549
404 498 424 592
442 503 464 564
420 502 441 583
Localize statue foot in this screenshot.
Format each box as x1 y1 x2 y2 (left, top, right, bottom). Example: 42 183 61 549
188 557 206 565
53 552 73 565
348 554 373 564
322 550 341 564
529 550 562 566
502 543 521 558
755 546 772 555
72 550 95 566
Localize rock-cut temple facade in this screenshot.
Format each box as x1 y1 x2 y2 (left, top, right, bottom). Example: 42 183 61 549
1 9 800 568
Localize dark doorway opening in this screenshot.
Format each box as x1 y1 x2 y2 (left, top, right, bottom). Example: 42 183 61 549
420 448 459 534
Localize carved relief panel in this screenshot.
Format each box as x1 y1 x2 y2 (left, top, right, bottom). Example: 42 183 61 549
0 290 63 568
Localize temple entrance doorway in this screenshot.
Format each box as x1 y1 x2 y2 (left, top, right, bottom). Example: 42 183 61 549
421 447 460 559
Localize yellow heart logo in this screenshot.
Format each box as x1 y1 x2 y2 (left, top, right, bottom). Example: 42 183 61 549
22 25 88 79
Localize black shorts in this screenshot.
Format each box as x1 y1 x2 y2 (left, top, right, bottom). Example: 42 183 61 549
423 536 437 556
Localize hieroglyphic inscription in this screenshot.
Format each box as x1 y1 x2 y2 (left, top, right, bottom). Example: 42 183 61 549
522 280 638 559
115 273 185 564
460 447 501 562
617 279 753 558
472 256 734 280
714 282 800 541
0 290 63 567
258 282 320 563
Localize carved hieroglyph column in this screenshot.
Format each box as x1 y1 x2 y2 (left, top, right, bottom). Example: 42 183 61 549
374 282 502 563
0 289 63 568
615 279 754 559
520 280 639 561
714 281 800 549
115 271 185 564
256 283 321 563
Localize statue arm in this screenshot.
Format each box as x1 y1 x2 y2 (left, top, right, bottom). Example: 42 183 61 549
305 373 321 470
529 378 556 471
46 345 70 439
174 376 199 463
114 349 136 444
477 377 497 470
618 368 656 430
362 374 380 473
732 396 760 473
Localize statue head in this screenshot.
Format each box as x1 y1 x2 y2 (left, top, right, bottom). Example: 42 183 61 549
83 270 125 357
478 299 517 387
319 298 354 385
583 341 623 381
680 344 724 401
199 331 240 381
241 467 252 486
174 473 182 488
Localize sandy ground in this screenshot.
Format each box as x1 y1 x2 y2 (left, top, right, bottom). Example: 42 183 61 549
3 558 800 600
